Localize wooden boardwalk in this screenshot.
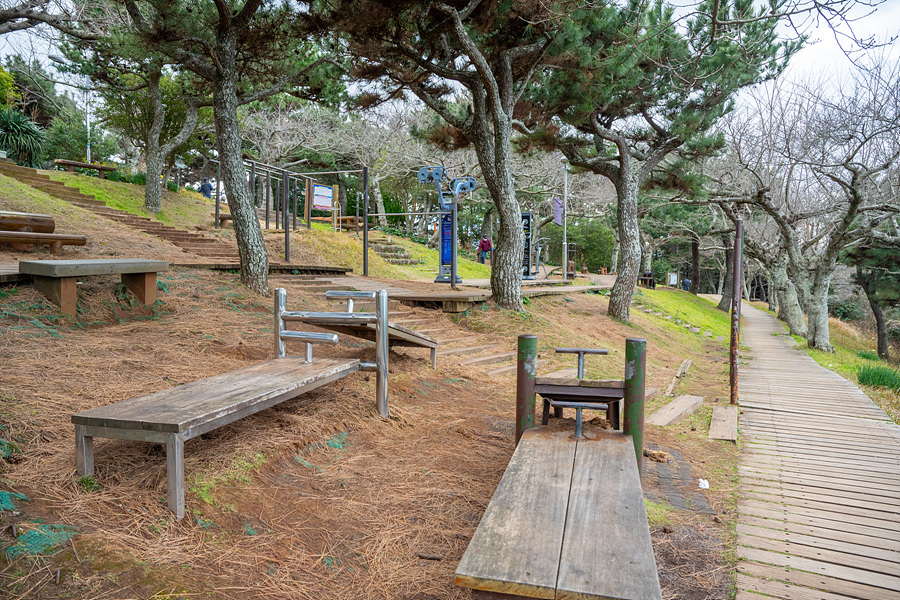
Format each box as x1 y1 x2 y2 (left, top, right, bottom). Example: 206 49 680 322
736 305 900 600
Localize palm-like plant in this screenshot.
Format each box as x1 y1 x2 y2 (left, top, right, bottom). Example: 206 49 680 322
0 108 45 167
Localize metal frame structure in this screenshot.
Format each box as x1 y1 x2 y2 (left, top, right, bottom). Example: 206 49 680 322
275 287 390 417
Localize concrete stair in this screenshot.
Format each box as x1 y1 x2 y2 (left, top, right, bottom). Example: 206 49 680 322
368 237 416 265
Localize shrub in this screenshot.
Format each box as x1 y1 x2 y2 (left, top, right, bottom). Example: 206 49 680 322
858 364 900 392
857 350 880 361
887 320 900 342
167 180 178 192
104 171 126 183
0 108 44 167
828 296 864 322
130 172 147 185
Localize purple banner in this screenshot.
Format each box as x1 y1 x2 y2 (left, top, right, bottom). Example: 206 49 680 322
553 196 563 226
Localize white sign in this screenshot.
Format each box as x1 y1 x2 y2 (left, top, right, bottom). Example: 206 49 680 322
312 184 334 210
668 272 678 286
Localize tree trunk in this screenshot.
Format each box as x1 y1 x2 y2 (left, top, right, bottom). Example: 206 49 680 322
717 235 733 312
213 33 268 294
742 274 751 301
338 179 348 216
427 224 440 249
771 254 806 336
481 206 494 238
690 233 700 294
610 232 619 274
372 178 388 227
858 266 889 359
716 265 725 295
806 269 834 352
144 69 165 214
641 235 653 273
608 174 640 322
418 194 433 238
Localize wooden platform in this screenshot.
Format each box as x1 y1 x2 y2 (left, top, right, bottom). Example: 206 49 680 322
646 395 703 426
735 306 900 600
455 428 661 600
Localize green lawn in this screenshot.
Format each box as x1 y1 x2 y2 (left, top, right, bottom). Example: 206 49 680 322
636 289 734 339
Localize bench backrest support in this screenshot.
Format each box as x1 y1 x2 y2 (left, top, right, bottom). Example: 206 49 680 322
274 287 390 417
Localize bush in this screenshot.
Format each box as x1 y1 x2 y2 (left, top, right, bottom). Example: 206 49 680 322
828 296 865 322
130 172 147 185
104 171 127 183
887 320 900 342
858 364 900 392
0 107 44 167
857 350 880 361
167 180 178 192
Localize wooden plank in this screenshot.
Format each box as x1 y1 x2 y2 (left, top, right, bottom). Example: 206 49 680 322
739 514 900 553
741 487 900 519
739 468 900 500
0 210 55 233
675 358 692 378
455 429 575 599
72 358 360 433
534 377 624 388
645 395 703 426
736 573 866 600
556 432 662 600
738 532 900 577
738 547 900 596
740 498 900 532
0 231 86 246
708 406 738 441
737 503 900 542
738 523 900 565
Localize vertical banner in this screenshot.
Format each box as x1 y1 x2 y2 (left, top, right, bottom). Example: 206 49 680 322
440 213 453 267
521 211 532 277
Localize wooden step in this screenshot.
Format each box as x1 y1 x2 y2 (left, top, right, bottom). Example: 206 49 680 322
486 359 550 377
460 351 517 367
708 406 738 441
437 344 498 357
646 395 703 427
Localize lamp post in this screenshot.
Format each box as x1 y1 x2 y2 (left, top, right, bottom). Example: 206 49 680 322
561 157 568 281
84 74 91 163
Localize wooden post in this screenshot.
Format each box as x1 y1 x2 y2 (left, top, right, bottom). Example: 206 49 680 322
515 335 538 445
305 178 312 229
624 337 647 476
214 162 220 229
730 218 743 405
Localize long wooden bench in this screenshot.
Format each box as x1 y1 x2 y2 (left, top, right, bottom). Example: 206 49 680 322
73 287 402 519
19 258 167 315
54 158 116 179
0 231 87 254
455 428 662 600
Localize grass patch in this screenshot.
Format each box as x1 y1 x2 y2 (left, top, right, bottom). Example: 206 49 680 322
858 364 900 392
857 350 880 361
644 498 675 527
637 289 733 340
76 475 102 492
189 451 268 510
47 171 213 227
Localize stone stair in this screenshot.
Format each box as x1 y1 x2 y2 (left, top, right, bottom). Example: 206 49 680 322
0 161 240 261
368 236 416 266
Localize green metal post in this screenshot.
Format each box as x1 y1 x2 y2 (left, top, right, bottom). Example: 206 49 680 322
515 335 538 445
624 337 647 476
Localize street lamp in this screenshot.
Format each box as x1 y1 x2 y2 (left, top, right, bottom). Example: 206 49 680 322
561 157 568 281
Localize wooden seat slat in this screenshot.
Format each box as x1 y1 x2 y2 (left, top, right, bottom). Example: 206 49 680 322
557 433 662 600
455 428 575 599
73 358 359 433
0 231 86 245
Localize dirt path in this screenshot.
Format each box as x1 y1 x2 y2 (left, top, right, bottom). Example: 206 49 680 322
736 305 900 599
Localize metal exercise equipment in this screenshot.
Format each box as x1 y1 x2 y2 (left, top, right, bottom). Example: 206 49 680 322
417 167 477 288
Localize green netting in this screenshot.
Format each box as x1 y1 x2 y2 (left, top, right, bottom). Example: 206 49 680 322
0 438 19 459
0 490 28 510
242 524 258 536
4 523 77 558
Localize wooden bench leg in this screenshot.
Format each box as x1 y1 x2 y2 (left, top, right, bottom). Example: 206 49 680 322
74 425 94 476
33 275 78 315
541 398 551 425
121 272 157 305
166 434 185 520
431 347 437 369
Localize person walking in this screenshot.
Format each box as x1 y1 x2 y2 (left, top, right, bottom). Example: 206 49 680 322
478 234 493 264
200 178 213 199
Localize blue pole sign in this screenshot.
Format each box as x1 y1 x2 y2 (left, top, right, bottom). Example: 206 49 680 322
441 213 452 266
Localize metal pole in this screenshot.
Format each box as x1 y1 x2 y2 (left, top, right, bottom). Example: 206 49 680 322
356 192 360 236
85 74 91 163
293 178 298 230
265 171 271 229
624 337 647 476
305 178 311 229
515 334 538 445
375 289 389 417
283 170 290 262
730 218 744 406
363 167 369 276
215 162 221 229
250 162 256 216
562 160 568 281
451 201 458 290
274 288 286 359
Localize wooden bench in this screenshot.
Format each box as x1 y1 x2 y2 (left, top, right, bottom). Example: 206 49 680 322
19 258 167 315
73 287 402 518
454 428 662 600
73 357 360 519
0 231 87 254
0 210 56 234
54 159 117 179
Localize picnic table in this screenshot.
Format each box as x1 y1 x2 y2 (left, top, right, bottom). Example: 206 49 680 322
19 258 167 315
